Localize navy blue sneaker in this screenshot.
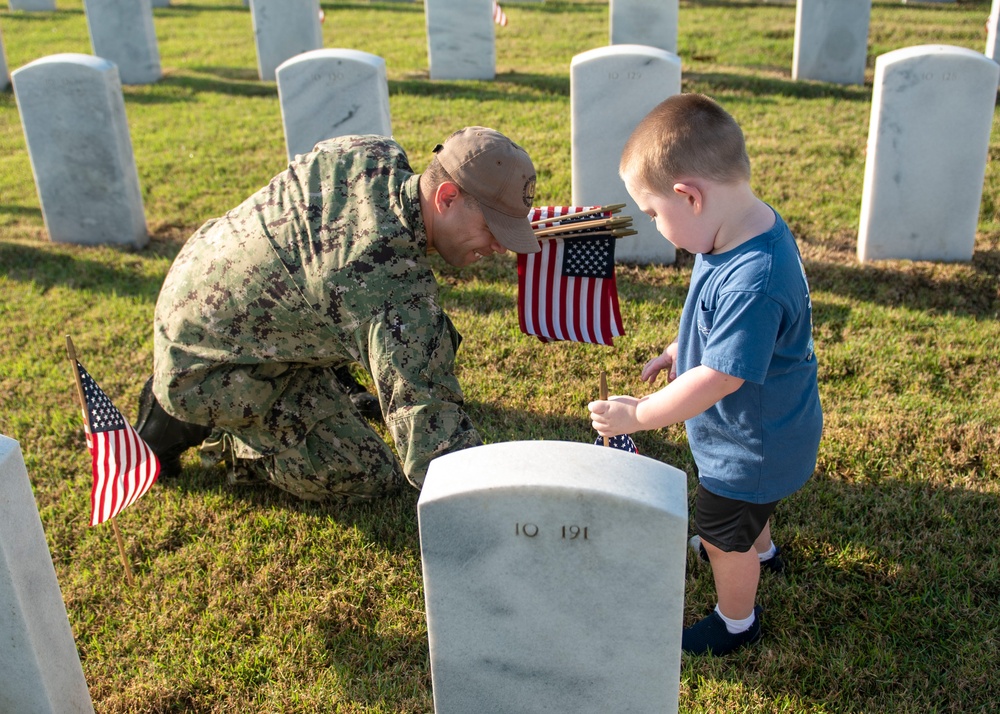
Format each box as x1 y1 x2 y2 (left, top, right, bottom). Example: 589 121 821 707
682 605 763 656
688 535 785 574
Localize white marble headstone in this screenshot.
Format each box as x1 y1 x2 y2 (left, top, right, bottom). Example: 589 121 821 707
571 45 681 265
83 0 162 85
9 0 57 10
12 54 149 248
793 0 871 85
987 0 1000 83
610 0 679 54
0 436 95 714
249 0 323 82
425 0 495 80
276 49 392 162
858 45 999 263
419 441 688 714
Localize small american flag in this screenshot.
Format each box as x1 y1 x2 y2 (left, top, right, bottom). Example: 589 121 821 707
492 0 507 26
75 362 160 526
595 433 638 454
517 206 625 347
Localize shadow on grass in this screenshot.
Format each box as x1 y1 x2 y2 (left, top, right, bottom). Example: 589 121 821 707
807 249 1000 320
160 68 278 98
0 204 42 220
684 70 872 101
0 239 170 300
723 470 1000 712
392 73 570 100
155 2 250 12
327 1 425 14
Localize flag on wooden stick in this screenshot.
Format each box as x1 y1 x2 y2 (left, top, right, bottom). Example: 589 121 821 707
72 360 160 527
517 205 632 346
594 371 638 453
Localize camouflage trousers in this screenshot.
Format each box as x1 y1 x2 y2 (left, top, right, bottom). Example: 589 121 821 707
198 369 405 504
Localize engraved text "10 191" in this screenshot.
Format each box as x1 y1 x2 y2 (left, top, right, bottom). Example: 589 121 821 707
515 523 589 540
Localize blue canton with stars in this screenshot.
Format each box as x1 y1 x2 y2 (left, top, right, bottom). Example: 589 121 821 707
78 363 127 433
594 433 638 453
562 236 616 279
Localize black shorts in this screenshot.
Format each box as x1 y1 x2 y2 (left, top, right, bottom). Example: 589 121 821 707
694 483 779 553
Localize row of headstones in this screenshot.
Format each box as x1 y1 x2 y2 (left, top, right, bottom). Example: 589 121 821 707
3 0 165 85
6 0 999 88
427 0 999 89
3 0 320 85
11 39 999 264
0 0 675 86
797 0 1000 85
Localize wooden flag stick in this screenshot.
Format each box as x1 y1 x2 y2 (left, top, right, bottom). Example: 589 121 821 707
534 229 637 242
599 371 609 448
536 230 637 242
533 215 633 237
65 335 135 588
111 520 134 587
530 203 626 227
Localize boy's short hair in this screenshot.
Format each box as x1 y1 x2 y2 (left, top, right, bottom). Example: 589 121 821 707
619 93 751 192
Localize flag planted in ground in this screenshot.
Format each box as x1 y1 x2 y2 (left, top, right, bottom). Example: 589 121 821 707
74 361 160 526
517 205 628 346
594 433 638 454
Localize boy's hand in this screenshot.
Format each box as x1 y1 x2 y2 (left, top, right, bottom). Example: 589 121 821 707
588 396 642 438
640 342 678 384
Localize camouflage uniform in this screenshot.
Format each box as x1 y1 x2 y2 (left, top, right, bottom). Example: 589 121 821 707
152 135 481 501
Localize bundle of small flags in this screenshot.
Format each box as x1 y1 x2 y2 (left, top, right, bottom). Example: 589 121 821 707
517 204 634 347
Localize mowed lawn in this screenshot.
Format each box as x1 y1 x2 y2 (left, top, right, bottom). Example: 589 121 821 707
1 1 998 712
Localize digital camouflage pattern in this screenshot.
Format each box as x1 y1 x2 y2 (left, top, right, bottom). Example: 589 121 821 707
153 135 482 501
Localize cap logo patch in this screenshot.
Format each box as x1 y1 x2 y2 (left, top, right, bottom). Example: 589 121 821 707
523 176 536 208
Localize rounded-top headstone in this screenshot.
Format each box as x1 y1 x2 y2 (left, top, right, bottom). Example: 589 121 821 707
419 440 688 714
858 44 999 262
276 48 392 161
12 53 148 248
571 45 682 265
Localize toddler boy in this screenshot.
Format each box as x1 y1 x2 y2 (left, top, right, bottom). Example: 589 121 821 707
588 94 822 655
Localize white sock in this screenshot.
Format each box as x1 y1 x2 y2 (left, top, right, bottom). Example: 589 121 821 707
757 541 777 562
715 604 756 635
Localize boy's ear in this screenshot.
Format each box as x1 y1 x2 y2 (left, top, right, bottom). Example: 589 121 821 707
672 182 703 214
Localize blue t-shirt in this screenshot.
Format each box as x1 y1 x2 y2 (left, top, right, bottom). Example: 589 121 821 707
677 209 822 503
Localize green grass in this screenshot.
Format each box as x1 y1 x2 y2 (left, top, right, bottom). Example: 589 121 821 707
2 1 999 711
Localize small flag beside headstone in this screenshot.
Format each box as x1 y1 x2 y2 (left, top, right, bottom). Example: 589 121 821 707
72 359 160 527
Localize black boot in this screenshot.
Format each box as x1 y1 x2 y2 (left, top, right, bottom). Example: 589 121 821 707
334 365 381 421
134 376 212 477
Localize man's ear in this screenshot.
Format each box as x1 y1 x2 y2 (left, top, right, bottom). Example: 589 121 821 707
672 182 703 214
434 181 462 212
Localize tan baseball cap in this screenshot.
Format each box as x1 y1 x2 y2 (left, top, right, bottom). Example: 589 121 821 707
433 127 540 254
